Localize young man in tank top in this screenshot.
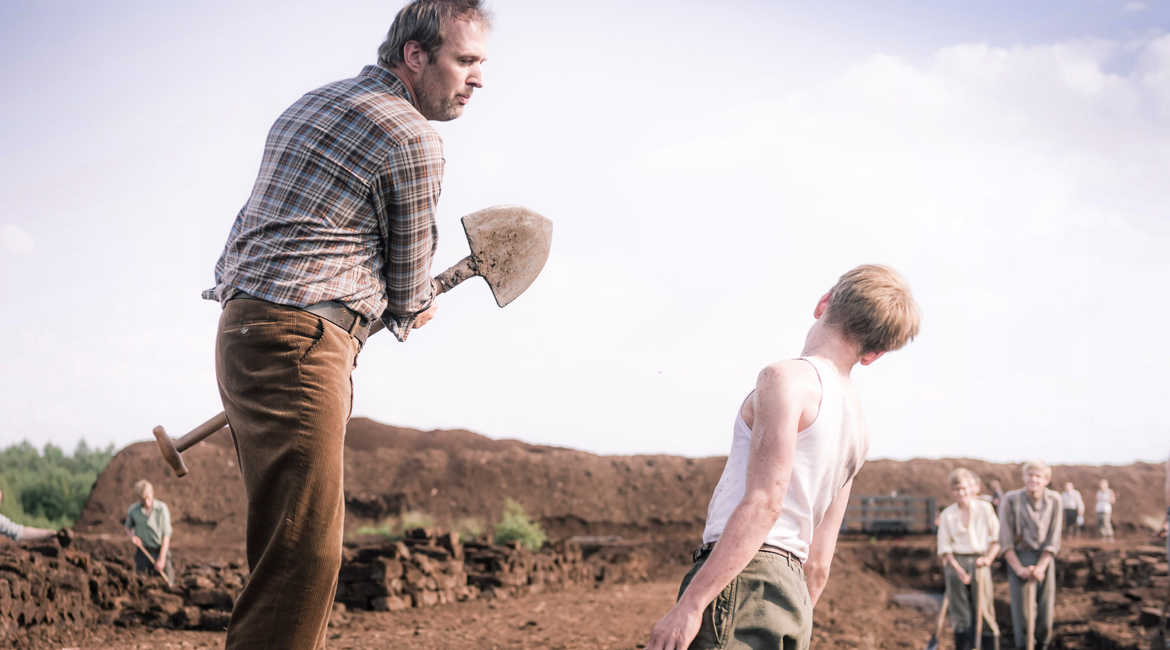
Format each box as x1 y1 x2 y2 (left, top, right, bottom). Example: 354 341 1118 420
647 264 921 650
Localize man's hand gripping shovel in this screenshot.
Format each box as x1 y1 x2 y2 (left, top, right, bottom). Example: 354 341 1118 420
132 538 174 588
152 205 553 477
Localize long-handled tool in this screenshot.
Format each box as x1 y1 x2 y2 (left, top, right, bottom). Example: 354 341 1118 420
1023 579 1037 650
153 205 553 478
133 538 174 588
974 573 984 650
926 594 948 650
1151 563 1170 650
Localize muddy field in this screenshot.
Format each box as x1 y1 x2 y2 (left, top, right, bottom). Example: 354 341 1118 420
7 418 1167 649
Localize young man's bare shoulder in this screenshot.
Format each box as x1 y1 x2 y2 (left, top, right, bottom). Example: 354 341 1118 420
756 359 822 402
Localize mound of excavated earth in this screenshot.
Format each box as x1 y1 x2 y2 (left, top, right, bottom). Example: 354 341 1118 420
76 417 1165 558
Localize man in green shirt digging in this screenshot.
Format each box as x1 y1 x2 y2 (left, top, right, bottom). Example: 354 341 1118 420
124 479 174 583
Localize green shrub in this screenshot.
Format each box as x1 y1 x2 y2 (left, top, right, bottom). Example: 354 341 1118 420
0 440 113 530
351 516 400 539
454 516 486 540
493 498 546 551
400 510 435 532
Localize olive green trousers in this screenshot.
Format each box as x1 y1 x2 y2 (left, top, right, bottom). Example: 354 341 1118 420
677 549 811 650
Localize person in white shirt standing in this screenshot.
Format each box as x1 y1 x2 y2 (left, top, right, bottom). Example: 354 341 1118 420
1060 482 1085 540
646 265 921 650
938 468 1001 650
1095 479 1116 543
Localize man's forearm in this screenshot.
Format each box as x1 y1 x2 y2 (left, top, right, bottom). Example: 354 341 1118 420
159 536 171 562
1004 548 1023 572
1035 550 1054 572
677 498 781 612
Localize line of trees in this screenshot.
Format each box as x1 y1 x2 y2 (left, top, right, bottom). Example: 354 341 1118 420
0 440 114 529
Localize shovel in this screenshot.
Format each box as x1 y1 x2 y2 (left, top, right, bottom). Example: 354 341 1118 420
926 593 948 650
1151 568 1170 650
974 573 984 650
133 538 174 588
1023 579 1037 650
153 204 553 477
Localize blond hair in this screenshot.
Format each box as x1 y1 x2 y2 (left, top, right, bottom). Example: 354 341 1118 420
824 264 921 355
133 479 154 500
1022 460 1051 478
948 468 980 488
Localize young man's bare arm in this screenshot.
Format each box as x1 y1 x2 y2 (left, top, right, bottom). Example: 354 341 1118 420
646 361 816 650
805 478 852 607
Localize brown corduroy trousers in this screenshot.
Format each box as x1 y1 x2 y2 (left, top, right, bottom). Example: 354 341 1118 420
215 298 360 650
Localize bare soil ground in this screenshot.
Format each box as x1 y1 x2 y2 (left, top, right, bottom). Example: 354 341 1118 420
33 418 1168 650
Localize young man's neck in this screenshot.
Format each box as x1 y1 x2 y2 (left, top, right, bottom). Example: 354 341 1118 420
801 323 862 377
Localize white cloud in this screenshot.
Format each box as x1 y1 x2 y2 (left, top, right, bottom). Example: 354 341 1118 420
0 224 35 255
1124 2 1147 12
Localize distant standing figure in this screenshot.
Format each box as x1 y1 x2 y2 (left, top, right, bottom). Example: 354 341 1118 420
987 480 1005 512
0 489 58 542
124 480 174 583
937 468 1001 650
1060 482 1085 540
1000 460 1062 650
1095 479 1116 542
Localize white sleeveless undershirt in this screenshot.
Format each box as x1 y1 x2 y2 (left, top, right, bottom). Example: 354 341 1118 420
701 356 869 563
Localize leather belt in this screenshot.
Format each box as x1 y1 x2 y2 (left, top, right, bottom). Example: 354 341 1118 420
227 292 370 345
692 541 803 567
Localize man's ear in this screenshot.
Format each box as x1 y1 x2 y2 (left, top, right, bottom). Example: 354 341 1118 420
859 350 885 366
813 292 831 319
402 40 429 72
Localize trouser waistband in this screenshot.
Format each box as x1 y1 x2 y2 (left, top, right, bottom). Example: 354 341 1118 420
693 541 803 567
228 292 370 345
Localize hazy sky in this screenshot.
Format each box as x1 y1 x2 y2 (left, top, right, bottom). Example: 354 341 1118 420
2 0 1167 465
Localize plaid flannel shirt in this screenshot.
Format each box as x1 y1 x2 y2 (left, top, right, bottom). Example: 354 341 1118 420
203 65 442 336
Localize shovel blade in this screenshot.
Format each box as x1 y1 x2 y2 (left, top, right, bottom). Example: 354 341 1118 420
462 205 553 307
925 634 938 650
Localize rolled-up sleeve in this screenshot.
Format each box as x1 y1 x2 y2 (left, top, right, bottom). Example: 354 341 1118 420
1041 494 1062 555
0 513 24 541
937 510 954 556
998 493 1015 551
160 504 173 537
375 130 443 332
984 502 1000 547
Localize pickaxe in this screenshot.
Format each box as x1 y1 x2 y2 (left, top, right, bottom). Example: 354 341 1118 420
153 205 552 477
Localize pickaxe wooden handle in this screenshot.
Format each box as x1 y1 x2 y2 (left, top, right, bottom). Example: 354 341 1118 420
132 538 174 588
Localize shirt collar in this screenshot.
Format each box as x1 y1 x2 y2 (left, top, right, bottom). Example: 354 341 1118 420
359 65 412 102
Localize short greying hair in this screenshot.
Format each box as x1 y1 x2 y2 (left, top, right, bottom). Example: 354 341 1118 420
377 0 492 69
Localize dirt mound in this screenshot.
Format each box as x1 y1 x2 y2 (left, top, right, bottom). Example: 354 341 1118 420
76 418 1167 560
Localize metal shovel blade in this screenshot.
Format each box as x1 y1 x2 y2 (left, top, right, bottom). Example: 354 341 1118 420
462 205 552 307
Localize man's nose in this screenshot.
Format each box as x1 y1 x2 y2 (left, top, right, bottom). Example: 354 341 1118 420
468 62 484 88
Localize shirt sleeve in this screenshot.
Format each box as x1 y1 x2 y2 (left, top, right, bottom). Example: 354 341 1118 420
1042 493 1062 555
998 492 1015 551
374 130 443 334
0 513 24 541
159 503 173 537
984 501 1000 545
125 506 135 530
937 509 954 556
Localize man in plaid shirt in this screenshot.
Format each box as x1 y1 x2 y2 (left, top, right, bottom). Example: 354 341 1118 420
203 2 490 647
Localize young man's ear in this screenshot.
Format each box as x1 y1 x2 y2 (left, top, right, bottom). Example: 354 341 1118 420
859 350 885 366
813 292 831 319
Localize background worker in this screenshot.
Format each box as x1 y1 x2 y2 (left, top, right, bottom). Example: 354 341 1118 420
124 479 174 583
937 468 1001 650
1095 479 1116 542
646 264 921 650
999 460 1062 650
0 488 59 542
1060 482 1084 540
202 1 491 647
